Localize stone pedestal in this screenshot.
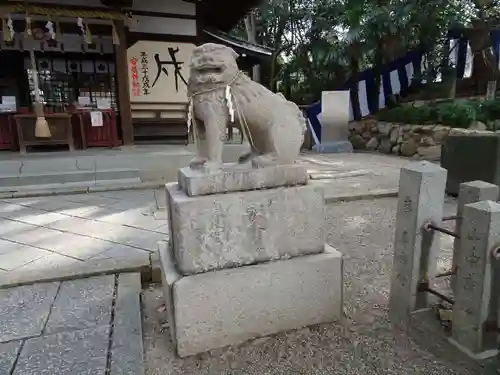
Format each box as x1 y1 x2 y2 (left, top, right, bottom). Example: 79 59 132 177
160 163 343 357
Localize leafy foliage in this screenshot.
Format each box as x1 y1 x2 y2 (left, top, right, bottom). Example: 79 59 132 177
376 99 500 128
232 0 499 105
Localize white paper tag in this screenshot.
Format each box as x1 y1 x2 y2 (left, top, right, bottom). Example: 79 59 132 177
1 96 16 112
78 96 91 107
90 111 103 127
96 98 111 110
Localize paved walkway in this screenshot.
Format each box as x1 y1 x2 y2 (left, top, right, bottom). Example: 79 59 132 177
0 189 166 279
0 272 143 375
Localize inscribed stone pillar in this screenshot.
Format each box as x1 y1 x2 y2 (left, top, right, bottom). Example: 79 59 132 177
452 181 499 292
450 200 500 359
389 161 447 324
312 91 353 153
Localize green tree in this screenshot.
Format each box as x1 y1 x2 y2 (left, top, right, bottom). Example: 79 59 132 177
232 0 493 104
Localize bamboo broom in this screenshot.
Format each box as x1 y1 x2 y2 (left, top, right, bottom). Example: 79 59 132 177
29 50 51 138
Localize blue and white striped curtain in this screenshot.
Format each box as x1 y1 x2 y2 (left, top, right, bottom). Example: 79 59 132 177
305 30 500 145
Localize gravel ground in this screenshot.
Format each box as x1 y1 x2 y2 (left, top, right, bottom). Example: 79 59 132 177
143 197 497 375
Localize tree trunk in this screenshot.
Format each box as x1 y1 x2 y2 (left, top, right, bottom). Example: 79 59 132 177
244 13 261 83
467 24 497 95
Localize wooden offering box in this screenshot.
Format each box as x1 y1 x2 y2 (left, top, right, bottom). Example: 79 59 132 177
14 113 74 154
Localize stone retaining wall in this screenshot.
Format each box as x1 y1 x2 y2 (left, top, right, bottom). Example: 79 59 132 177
348 119 497 160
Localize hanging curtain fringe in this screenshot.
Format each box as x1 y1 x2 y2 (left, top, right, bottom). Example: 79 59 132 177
111 20 120 45
0 5 131 22
55 21 61 40
2 18 11 42
84 22 92 44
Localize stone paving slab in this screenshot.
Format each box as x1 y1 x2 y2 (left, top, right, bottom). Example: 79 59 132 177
89 244 150 261
12 325 110 375
13 252 78 273
110 273 144 375
0 282 59 343
1 273 145 374
44 275 115 334
0 240 54 271
0 341 22 374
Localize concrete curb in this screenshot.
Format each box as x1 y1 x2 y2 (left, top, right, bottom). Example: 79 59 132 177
0 254 152 289
0 181 164 199
325 188 398 203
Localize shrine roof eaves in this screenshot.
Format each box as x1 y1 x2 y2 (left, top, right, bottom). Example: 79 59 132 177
203 28 273 59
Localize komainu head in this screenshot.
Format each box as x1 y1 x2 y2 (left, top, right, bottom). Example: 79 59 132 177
188 43 240 94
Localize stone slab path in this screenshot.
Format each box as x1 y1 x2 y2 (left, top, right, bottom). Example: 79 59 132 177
0 272 143 375
0 189 167 281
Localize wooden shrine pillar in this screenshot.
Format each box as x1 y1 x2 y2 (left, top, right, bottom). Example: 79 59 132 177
115 20 134 146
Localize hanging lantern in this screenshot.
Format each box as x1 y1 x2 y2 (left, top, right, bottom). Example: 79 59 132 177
32 27 45 40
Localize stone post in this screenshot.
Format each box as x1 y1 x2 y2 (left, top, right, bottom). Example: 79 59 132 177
389 161 447 324
312 91 353 153
450 200 500 359
452 181 499 292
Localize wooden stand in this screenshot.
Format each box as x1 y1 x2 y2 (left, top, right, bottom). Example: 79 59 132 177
14 113 75 154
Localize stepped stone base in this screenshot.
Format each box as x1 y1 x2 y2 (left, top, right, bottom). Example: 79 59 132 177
158 241 343 358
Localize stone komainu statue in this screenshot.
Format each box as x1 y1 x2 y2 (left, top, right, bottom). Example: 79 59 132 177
187 43 307 169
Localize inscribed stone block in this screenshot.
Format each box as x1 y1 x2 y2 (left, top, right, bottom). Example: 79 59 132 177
166 182 325 275
44 275 114 334
178 163 308 196
0 282 59 343
451 200 500 358
12 325 110 375
389 161 447 324
452 181 499 292
160 243 343 357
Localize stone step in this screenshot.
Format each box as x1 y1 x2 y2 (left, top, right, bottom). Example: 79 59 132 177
0 178 165 199
0 168 140 187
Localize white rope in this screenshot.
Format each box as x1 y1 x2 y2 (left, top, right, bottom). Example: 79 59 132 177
7 15 14 39
187 70 256 151
225 85 235 123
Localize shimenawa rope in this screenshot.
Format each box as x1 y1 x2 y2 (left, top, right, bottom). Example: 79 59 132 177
187 70 256 153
